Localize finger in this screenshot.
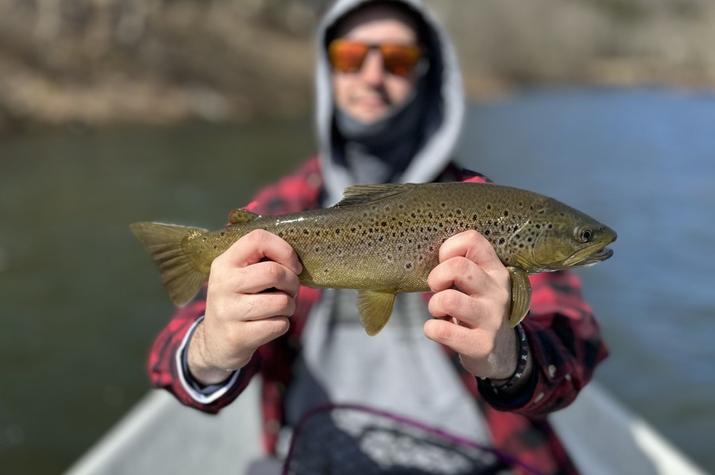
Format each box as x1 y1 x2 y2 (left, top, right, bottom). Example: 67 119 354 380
238 317 291 347
423 319 479 356
234 261 301 296
238 292 297 321
428 256 491 295
439 230 502 272
427 289 487 328
222 229 302 275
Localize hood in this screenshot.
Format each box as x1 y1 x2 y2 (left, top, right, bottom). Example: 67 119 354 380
315 0 465 205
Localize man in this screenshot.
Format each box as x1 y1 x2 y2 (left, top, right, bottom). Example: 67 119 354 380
148 1 607 473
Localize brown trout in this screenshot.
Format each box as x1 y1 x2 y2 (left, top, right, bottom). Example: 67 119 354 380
130 182 616 335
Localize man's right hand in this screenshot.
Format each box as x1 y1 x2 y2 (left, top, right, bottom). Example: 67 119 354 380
187 229 302 385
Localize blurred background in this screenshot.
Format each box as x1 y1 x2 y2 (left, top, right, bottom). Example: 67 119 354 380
0 0 713 473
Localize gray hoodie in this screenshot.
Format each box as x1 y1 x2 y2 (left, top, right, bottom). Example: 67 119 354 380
283 0 490 452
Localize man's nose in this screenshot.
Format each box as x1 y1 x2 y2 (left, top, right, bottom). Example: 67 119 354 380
359 50 386 84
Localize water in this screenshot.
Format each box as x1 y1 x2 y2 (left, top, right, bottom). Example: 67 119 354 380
1 89 713 473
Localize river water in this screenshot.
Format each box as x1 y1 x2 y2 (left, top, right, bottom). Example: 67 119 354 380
1 88 713 473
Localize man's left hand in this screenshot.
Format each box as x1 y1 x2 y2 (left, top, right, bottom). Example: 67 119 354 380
424 230 518 380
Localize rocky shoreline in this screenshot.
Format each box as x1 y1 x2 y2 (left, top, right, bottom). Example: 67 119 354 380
1 0 714 132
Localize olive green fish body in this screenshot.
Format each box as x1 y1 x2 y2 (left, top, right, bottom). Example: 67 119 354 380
131 182 616 335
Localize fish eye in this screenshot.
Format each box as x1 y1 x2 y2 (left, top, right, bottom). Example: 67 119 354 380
575 227 593 243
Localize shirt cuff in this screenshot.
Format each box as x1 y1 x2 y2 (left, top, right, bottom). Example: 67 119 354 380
176 315 240 404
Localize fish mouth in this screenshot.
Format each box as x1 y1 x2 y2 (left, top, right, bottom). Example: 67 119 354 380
563 242 615 268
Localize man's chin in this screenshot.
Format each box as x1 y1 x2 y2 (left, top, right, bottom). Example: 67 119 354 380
350 108 389 124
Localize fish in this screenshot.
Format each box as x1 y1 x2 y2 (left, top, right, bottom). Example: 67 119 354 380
130 182 616 335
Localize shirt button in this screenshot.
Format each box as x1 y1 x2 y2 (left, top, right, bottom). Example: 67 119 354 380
547 365 557 378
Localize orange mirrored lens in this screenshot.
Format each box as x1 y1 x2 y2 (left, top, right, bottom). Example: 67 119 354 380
379 44 422 77
328 40 370 73
328 39 422 77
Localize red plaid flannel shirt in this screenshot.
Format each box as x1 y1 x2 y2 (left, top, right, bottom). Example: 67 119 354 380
147 157 608 475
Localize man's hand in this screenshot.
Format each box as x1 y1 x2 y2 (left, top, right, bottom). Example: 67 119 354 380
424 230 518 380
187 229 302 385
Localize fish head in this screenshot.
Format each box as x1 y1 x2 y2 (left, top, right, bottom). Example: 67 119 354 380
516 199 617 272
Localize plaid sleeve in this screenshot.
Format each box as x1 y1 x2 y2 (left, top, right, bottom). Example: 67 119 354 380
477 268 608 417
146 158 323 413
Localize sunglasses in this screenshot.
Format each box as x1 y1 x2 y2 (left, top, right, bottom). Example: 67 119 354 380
328 39 424 78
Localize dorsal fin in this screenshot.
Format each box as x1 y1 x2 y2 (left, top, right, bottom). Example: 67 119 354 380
227 208 260 225
336 183 413 207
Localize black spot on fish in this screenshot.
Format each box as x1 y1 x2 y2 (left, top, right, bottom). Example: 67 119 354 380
381 221 387 227
405 262 413 269
220 231 225 237
484 229 491 236
498 238 506 245
548 224 553 229
503 210 509 217
486 204 492 210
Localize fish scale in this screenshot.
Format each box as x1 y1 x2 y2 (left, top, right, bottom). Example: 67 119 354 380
130 182 616 335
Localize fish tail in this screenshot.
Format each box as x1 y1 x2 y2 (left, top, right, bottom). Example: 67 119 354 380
129 222 209 307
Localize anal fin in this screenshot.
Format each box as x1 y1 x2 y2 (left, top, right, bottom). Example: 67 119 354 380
357 290 396 336
507 267 532 327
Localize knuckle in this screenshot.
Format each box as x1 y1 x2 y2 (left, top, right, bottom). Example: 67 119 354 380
264 261 283 282
449 256 471 275
464 229 481 241
243 229 269 247
442 290 462 313
433 322 454 342
272 293 291 313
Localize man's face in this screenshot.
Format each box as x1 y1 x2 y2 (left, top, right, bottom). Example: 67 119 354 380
331 6 420 125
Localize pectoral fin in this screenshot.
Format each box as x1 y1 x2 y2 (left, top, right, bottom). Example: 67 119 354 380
357 290 396 336
507 267 532 327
